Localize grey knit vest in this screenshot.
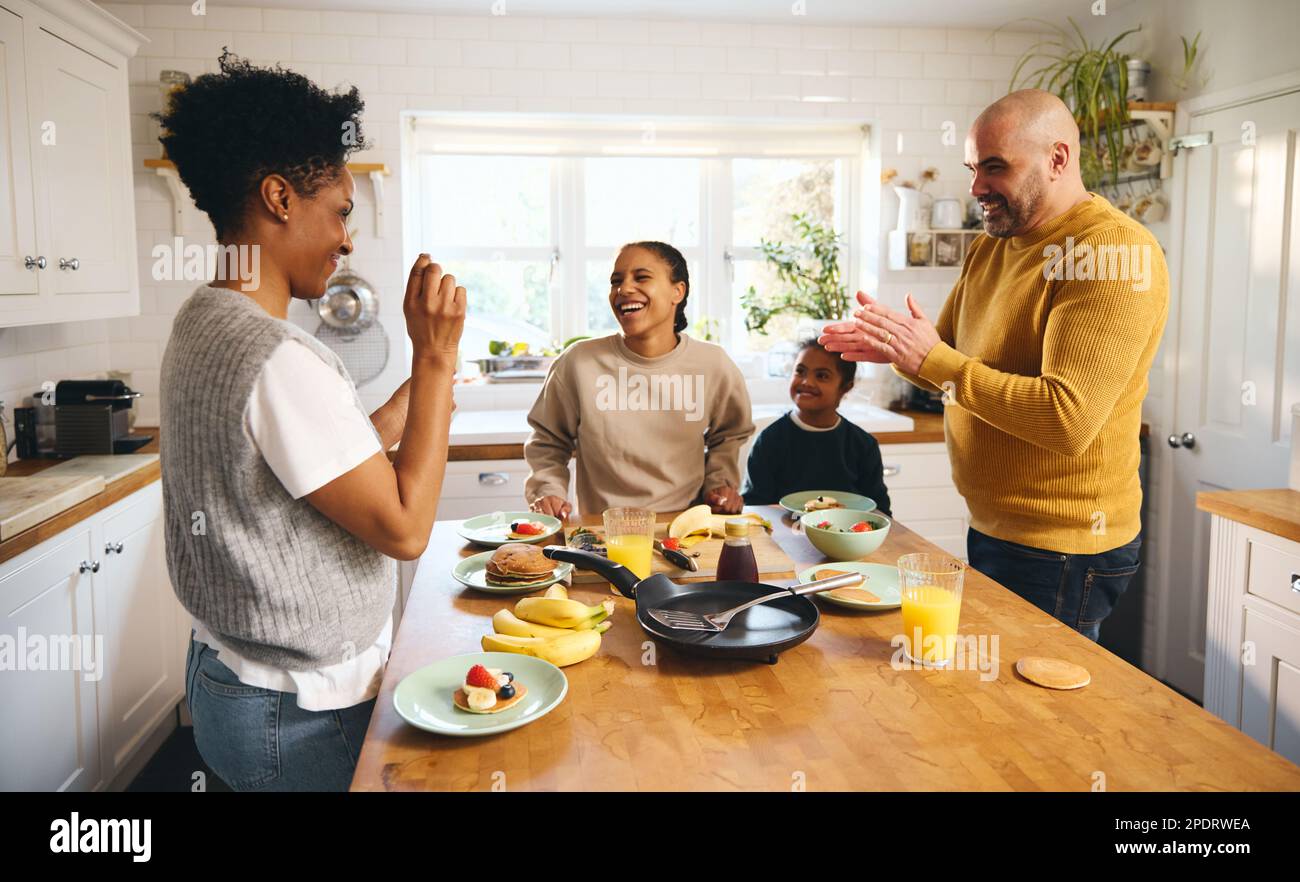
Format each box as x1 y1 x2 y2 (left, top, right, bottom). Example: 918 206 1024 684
160 284 394 670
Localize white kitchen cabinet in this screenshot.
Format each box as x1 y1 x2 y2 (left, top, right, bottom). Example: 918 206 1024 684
0 481 186 791
97 483 184 781
880 442 970 560
0 522 100 791
0 0 142 326
1203 513 1300 767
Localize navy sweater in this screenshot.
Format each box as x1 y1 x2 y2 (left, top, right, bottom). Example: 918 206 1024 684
741 412 892 515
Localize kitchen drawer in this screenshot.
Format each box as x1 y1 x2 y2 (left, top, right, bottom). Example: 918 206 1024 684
890 487 968 522
1241 607 1300 767
881 451 953 489
1246 533 1300 617
441 459 530 499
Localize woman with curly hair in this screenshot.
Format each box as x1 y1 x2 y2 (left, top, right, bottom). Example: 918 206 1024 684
156 52 465 791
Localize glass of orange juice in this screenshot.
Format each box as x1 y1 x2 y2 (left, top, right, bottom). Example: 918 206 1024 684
603 507 655 581
897 552 965 667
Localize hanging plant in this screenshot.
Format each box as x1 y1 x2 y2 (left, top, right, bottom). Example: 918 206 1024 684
1004 18 1141 188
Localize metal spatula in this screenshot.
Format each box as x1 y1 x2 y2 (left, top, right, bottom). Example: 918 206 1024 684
647 572 864 632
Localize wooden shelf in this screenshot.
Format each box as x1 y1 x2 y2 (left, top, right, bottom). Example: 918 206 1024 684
887 228 981 270
143 158 391 235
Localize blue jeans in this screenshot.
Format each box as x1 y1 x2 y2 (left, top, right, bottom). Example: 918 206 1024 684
966 529 1142 642
184 635 375 792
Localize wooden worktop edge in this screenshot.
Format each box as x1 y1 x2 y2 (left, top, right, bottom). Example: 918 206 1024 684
1197 489 1300 544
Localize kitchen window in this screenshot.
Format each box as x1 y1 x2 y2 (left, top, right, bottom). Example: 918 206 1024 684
405 116 866 358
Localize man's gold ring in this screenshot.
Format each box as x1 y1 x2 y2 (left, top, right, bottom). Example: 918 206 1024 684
883 331 894 346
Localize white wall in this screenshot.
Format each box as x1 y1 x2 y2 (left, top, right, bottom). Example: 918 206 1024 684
0 2 1051 433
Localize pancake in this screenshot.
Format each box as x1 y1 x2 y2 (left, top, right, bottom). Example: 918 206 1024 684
453 683 529 714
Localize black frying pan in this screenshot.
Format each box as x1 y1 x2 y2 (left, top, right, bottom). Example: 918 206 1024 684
543 545 842 664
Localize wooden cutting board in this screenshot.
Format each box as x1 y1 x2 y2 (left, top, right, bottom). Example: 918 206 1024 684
0 475 106 540
38 453 159 484
568 521 795 585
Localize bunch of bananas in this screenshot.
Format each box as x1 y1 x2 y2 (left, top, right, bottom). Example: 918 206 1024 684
481 585 614 667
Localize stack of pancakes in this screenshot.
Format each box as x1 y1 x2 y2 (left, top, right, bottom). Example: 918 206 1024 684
486 543 556 586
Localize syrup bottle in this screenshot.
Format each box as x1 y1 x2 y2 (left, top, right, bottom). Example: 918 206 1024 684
716 518 758 583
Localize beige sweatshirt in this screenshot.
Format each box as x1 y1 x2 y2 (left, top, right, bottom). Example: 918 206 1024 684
524 334 754 515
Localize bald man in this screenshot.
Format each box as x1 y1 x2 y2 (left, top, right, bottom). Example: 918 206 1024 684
822 90 1169 642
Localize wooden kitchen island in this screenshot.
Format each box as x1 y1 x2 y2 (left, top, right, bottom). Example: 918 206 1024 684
352 508 1300 792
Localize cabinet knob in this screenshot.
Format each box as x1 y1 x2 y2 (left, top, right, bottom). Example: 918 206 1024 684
883 464 901 477
479 472 508 486
1167 432 1197 449
1291 573 1299 595
24 255 46 270
105 541 124 555
79 560 100 574
58 257 80 271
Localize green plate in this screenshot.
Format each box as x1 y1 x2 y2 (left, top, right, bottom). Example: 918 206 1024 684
393 652 568 737
457 511 564 547
798 561 901 610
452 549 573 594
779 490 877 517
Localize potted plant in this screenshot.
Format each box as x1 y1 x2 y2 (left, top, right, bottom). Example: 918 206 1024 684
1005 18 1142 188
740 212 849 339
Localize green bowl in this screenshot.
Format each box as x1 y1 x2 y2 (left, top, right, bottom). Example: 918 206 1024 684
803 508 891 559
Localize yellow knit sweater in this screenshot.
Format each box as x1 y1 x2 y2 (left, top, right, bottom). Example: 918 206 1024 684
899 194 1169 554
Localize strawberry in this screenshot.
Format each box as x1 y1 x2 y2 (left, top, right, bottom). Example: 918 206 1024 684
662 537 681 551
511 521 543 536
850 521 873 533
465 664 499 690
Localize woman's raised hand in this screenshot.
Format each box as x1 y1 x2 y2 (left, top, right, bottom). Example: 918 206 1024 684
403 254 466 362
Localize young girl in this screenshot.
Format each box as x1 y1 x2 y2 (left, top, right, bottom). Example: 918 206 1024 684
526 241 754 517
742 338 892 514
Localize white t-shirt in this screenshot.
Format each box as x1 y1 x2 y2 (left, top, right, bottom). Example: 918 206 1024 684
191 338 389 712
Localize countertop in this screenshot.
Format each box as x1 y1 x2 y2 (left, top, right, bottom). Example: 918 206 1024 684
350 507 1300 792
1197 488 1300 544
0 434 162 565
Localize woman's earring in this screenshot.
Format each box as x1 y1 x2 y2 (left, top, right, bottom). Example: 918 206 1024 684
282 214 289 221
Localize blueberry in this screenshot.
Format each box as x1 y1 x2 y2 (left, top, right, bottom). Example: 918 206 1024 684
498 684 516 699
501 671 513 683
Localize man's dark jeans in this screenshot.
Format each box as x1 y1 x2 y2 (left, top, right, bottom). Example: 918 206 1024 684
966 528 1142 642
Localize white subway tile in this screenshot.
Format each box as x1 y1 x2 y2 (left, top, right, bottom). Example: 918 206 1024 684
436 15 492 40
321 11 379 36
851 28 898 51
621 44 666 72
229 32 293 62
406 40 462 68
823 101 876 120
264 9 321 34
726 46 777 74
403 94 462 112
750 74 800 102
947 79 993 105
292 34 350 63
461 41 518 69
701 73 750 101
851 77 898 104
490 69 547 98
897 78 946 104
801 76 850 102
874 51 924 76
674 46 726 73
877 104 922 128
827 51 872 76
801 26 850 50
135 29 175 58
649 72 701 99
921 104 973 130
524 97 574 113
202 6 262 32
698 22 751 47
378 66 438 95
728 100 776 116
543 18 600 42
946 28 997 55
770 100 826 118
923 53 970 79
993 30 1041 57
649 21 701 45
751 23 801 48
144 4 204 30
899 28 947 52
598 18 649 44
489 16 537 41
321 64 379 94
571 44 625 70
173 29 232 61
777 48 826 75
544 70 590 97
969 54 1015 81
516 43 570 70
378 13 434 39
350 36 408 66
436 68 492 96
596 71 649 99
462 96 517 112
571 97 624 113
